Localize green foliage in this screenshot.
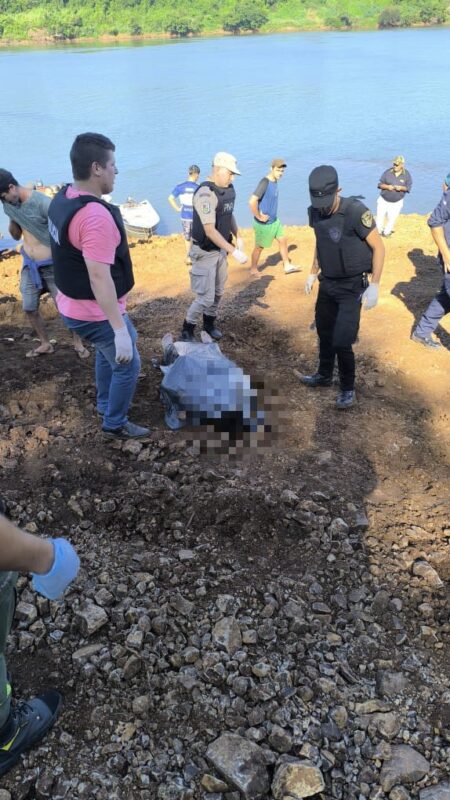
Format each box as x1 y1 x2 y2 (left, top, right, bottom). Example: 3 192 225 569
164 16 202 36
222 1 269 33
0 0 446 41
378 6 402 26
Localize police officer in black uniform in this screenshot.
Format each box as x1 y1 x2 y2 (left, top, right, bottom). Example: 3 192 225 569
181 152 247 342
301 165 385 408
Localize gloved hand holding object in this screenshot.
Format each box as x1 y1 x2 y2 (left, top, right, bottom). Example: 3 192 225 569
361 283 379 310
232 248 248 265
32 538 80 600
114 325 133 363
305 274 318 295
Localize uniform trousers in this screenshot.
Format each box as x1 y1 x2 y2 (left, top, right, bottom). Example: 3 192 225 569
186 245 228 324
415 273 450 337
0 572 17 729
315 275 365 391
376 196 403 235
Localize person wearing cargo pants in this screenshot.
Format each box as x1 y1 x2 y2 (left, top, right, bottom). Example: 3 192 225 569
181 152 248 342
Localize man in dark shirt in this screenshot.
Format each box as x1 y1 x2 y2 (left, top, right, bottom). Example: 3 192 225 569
300 165 385 409
248 159 300 278
411 173 450 349
375 155 412 237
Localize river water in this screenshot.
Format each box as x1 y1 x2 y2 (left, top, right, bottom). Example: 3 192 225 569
0 29 447 235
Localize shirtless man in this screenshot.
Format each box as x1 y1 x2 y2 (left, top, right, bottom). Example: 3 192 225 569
0 169 88 358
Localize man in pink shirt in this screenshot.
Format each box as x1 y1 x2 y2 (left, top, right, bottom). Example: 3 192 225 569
48 132 149 439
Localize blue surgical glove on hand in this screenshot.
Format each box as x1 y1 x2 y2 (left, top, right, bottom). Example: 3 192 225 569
32 538 80 600
362 283 379 310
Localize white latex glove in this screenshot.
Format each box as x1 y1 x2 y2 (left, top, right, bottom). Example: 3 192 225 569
305 274 318 295
361 283 379 310
114 325 133 363
236 237 244 251
232 248 248 265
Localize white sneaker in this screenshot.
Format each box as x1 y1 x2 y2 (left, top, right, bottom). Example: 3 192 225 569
284 263 301 274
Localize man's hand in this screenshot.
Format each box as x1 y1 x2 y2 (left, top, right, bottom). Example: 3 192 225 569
232 248 248 265
114 325 133 363
259 213 270 223
305 274 318 295
444 259 450 273
32 538 80 600
362 283 379 310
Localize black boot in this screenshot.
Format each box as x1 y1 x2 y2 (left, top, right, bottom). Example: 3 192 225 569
203 314 222 340
181 320 196 342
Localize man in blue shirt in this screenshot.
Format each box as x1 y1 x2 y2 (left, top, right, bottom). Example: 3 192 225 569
375 155 412 237
411 173 450 349
168 165 200 265
248 159 300 278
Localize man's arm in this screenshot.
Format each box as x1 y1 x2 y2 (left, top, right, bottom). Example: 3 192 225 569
430 226 450 271
9 220 22 240
305 246 320 294
0 513 54 574
168 194 181 213
365 228 385 283
249 195 269 223
84 260 127 330
202 224 236 254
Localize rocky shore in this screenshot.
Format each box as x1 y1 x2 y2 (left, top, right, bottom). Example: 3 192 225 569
0 217 449 798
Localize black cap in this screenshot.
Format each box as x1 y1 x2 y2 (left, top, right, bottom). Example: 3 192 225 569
309 165 339 208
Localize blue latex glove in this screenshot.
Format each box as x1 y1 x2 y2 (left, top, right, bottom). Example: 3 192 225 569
32 538 80 600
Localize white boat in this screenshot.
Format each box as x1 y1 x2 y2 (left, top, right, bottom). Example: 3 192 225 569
118 198 160 239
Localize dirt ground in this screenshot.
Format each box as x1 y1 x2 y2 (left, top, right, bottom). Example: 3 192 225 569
0 215 449 798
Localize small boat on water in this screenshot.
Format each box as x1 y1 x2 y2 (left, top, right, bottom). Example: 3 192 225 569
118 198 160 239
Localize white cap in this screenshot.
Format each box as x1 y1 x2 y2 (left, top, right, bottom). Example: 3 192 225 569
213 151 241 175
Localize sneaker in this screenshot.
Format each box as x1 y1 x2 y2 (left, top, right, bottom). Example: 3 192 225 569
299 372 332 388
0 690 61 777
102 421 150 439
336 389 356 409
284 263 301 274
411 332 441 349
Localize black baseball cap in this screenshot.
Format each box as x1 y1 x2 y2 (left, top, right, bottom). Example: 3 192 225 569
309 165 339 209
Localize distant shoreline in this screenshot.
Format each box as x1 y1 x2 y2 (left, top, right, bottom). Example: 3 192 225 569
1 23 448 49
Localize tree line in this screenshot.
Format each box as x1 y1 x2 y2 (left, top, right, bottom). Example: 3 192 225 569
0 0 447 41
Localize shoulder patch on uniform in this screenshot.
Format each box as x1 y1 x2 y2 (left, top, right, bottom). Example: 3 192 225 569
361 210 373 228
202 201 211 214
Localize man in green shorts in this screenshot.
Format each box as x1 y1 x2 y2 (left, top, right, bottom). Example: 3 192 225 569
248 158 301 278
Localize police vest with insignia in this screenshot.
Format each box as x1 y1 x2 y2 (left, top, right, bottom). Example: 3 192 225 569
309 197 373 278
192 181 236 251
48 187 134 300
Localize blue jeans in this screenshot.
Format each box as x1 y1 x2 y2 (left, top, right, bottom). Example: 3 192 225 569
415 273 450 337
61 313 141 430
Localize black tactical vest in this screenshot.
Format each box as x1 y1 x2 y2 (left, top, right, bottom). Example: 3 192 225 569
191 181 236 251
309 197 373 278
48 187 134 300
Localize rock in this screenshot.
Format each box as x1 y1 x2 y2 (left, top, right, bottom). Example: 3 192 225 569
212 617 242 655
268 724 293 753
380 745 430 793
132 695 150 716
76 604 108 636
330 705 348 729
206 734 270 799
377 671 409 698
72 643 103 663
412 560 444 588
0 790 12 800
376 712 401 739
389 788 411 800
420 782 450 800
201 774 229 792
272 761 325 799
15 601 38 625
